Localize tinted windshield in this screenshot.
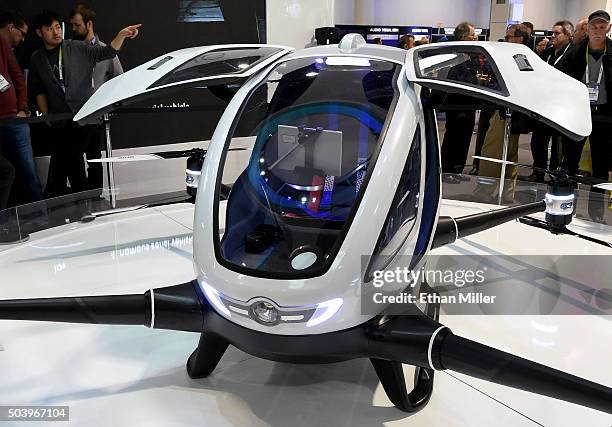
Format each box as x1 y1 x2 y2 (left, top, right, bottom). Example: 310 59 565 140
149 47 283 88
215 56 400 278
414 45 507 96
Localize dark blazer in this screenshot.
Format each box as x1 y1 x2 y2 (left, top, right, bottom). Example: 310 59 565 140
540 43 571 69
559 38 612 95
29 39 118 114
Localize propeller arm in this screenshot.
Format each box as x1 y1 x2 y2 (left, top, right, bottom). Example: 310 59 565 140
369 314 612 414
432 201 546 249
1 280 611 413
369 315 612 413
438 332 612 414
0 281 203 332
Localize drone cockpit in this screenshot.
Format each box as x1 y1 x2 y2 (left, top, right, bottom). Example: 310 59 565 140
216 56 401 277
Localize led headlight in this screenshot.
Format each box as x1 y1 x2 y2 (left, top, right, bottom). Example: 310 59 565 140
249 300 280 325
198 280 343 328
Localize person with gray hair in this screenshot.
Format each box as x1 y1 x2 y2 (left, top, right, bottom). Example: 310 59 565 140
560 10 612 222
453 21 476 42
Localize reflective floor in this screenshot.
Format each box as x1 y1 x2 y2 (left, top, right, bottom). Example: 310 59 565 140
0 201 611 426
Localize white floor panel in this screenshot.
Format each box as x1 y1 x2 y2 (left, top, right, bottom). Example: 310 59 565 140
441 315 612 426
154 203 196 231
436 200 612 425
0 200 610 425
0 323 537 427
0 205 195 299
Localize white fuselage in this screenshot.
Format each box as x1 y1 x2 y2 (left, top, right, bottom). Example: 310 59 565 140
192 46 437 335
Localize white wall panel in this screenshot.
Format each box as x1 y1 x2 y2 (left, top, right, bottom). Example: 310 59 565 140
476 0 493 29
490 0 511 23
267 0 335 48
334 0 356 24
489 0 511 42
522 0 568 30
565 0 606 24
354 0 377 24
344 0 490 28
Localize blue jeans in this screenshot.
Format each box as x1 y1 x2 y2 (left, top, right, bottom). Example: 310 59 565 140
0 123 43 204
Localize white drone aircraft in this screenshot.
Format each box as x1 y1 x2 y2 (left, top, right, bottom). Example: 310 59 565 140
2 35 611 414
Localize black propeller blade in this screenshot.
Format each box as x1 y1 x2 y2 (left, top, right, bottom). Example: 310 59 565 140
89 147 246 163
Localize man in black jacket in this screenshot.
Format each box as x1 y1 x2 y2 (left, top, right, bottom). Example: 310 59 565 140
524 20 574 182
29 10 140 196
559 10 612 221
439 22 478 180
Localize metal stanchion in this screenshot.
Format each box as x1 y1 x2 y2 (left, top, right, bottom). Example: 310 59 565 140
103 114 117 209
498 109 512 205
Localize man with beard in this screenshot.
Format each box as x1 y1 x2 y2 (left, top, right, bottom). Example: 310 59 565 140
69 4 123 91
68 4 124 195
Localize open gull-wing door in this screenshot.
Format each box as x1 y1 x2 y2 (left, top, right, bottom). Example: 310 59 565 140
74 44 293 124
406 41 591 140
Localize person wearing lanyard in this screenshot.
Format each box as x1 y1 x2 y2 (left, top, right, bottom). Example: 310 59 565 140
523 20 574 183
28 10 140 197
560 10 612 222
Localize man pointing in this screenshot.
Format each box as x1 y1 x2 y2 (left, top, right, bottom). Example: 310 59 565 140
28 10 141 195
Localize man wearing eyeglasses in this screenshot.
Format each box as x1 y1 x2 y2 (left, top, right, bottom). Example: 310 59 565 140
0 11 44 206
560 10 612 222
0 12 28 48
28 9 140 196
523 20 575 183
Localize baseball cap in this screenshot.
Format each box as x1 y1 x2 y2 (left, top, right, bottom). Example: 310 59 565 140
588 10 610 24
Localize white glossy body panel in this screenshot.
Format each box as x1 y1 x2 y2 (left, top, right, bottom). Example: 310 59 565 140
192 46 430 335
406 41 592 139
74 44 293 124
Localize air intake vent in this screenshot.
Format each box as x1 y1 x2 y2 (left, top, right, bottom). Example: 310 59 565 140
513 54 534 71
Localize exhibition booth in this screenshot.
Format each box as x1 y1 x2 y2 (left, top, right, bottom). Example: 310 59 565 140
0 1 611 426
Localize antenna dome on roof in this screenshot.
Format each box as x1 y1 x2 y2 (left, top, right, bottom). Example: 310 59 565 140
339 33 367 52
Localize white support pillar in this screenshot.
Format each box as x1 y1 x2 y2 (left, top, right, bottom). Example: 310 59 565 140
489 0 523 42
